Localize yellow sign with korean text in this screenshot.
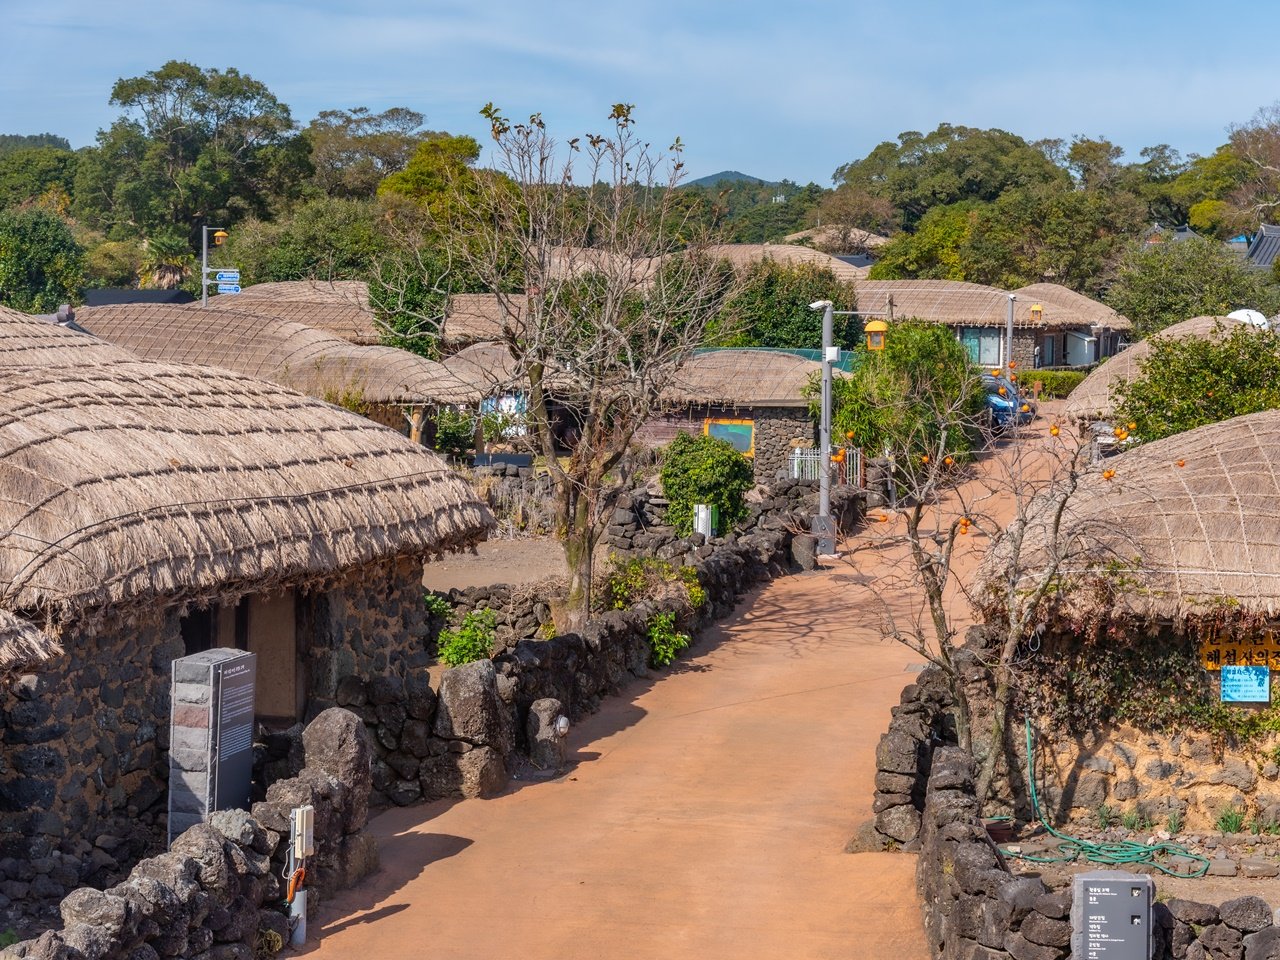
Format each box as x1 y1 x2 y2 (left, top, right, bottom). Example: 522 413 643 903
1199 630 1280 671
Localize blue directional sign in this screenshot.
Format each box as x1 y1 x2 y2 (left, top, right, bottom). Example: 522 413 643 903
1221 665 1271 703
215 270 240 283
217 283 242 294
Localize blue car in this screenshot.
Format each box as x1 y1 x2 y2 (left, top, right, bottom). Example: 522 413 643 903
982 375 1035 429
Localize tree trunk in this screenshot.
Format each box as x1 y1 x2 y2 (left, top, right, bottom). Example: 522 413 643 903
559 490 595 629
975 628 1020 808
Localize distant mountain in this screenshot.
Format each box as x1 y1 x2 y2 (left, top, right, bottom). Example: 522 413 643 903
685 170 776 189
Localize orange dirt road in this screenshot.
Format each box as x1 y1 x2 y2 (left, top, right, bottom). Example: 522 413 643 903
306 424 1051 959
306 563 935 960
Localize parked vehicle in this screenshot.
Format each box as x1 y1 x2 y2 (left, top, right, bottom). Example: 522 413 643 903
982 375 1035 428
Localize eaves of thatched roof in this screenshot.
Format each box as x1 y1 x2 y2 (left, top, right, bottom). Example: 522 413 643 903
667 349 824 408
0 305 492 625
1062 316 1243 422
975 410 1280 625
77 303 477 406
857 280 1132 332
0 609 59 674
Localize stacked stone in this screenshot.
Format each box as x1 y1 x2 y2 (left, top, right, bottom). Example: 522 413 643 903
4 709 377 960
913 745 1280 960
873 666 954 846
440 584 554 648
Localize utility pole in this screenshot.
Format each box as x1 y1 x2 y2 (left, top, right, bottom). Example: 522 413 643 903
200 225 229 307
1005 293 1017 370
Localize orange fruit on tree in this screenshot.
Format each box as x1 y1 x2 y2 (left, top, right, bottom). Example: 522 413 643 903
1176 459 1186 468
1050 424 1060 436
944 456 954 466
1102 469 1115 480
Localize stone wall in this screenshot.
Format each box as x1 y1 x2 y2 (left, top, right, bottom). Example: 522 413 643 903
299 556 434 716
0 606 181 923
916 745 1280 960
605 479 863 560
0 555 436 936
3 708 377 960
635 405 816 485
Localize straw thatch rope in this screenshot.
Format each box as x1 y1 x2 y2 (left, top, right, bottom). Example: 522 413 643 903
1062 316 1242 421
0 306 492 621
0 609 59 672
857 280 1132 332
975 410 1280 625
77 303 477 406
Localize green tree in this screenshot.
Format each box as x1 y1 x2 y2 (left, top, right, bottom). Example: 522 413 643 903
0 208 84 311
83 237 143 288
834 124 1067 230
715 259 857 348
867 203 980 280
378 133 482 217
1106 236 1280 337
659 433 755 536
827 320 982 461
0 148 79 210
73 61 308 243
139 227 195 290
1113 323 1280 443
225 196 387 285
306 106 437 198
0 134 70 154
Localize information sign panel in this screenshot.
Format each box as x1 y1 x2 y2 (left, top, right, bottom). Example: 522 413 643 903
1071 870 1153 960
1220 665 1271 703
1199 630 1280 670
216 283 241 294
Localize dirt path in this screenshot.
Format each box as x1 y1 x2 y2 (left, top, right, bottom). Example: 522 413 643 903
308 433 1045 960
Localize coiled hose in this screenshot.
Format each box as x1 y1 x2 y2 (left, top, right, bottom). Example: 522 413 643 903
1000 719 1209 879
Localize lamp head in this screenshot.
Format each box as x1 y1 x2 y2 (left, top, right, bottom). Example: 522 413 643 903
809 300 833 311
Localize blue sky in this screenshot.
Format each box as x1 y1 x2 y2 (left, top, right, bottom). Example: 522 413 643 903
3 0 1276 185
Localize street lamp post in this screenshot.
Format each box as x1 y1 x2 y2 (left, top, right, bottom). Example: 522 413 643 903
201 226 228 308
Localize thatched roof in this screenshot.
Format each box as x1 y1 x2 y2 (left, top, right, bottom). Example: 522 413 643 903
856 281 1132 332
77 303 477 406
1062 316 1242 421
0 610 59 672
440 341 518 397
237 279 372 308
976 410 1280 625
443 294 523 345
233 280 379 343
0 304 492 629
703 244 867 282
667 350 823 408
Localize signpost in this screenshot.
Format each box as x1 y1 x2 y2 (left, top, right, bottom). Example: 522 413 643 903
217 283 242 294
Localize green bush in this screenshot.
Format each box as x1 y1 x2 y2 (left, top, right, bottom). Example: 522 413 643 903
423 592 451 619
1029 369 1086 398
438 609 497 666
659 432 754 537
433 408 476 458
646 611 691 668
600 556 706 612
1215 807 1246 834
1113 323 1280 445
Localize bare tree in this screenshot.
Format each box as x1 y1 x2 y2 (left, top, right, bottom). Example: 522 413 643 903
1229 102 1280 225
379 104 732 621
845 368 1104 807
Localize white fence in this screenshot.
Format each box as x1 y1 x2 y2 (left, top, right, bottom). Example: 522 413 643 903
788 448 862 487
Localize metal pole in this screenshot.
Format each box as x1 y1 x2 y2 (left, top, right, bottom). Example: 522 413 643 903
201 226 209 308
820 303 833 520
1005 294 1016 368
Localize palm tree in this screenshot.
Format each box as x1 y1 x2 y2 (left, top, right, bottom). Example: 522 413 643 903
140 230 194 290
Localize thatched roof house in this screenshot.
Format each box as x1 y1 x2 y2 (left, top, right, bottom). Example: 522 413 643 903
76 303 478 419
1062 316 1242 421
668 349 823 408
232 280 380 343
703 243 868 282
0 303 491 850
856 280 1132 369
976 410 1280 625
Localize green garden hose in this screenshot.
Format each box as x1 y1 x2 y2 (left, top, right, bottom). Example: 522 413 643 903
999 719 1210 879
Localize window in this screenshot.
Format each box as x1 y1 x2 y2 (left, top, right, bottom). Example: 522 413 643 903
703 418 755 456
958 328 1002 366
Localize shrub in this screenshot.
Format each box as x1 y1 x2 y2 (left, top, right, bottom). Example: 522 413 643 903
660 432 754 537
646 611 691 668
423 592 451 620
1165 810 1184 834
1113 323 1280 445
1030 369 1086 398
1095 803 1115 829
438 609 497 666
600 556 705 612
433 408 476 458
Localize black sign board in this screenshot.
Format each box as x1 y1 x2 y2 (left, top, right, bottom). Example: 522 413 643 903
1071 870 1154 960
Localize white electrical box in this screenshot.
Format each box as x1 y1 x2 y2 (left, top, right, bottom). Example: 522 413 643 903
292 805 315 859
